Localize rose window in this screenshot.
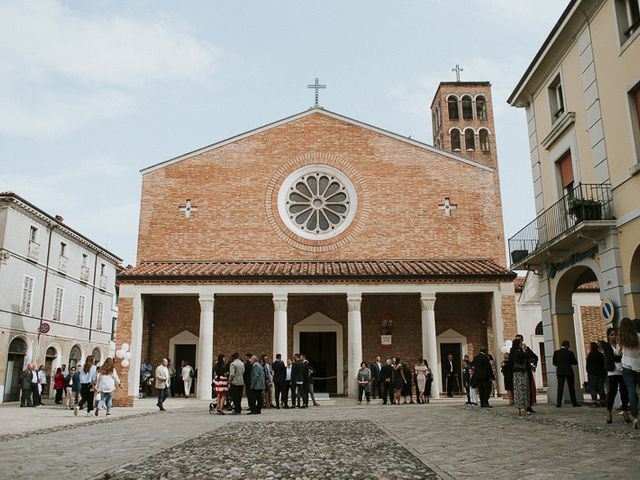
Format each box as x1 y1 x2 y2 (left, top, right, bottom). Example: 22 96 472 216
277 165 357 240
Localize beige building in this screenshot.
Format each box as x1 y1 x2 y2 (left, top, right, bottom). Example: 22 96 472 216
508 0 640 401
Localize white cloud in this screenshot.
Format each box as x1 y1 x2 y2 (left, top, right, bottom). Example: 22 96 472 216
0 0 220 137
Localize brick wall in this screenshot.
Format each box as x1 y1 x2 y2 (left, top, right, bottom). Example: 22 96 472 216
580 305 605 355
113 297 133 407
502 295 518 341
137 112 506 267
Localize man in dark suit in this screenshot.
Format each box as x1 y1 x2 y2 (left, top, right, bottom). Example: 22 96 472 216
380 359 394 404
291 354 305 407
462 358 472 404
20 363 35 407
472 347 494 407
272 354 286 409
243 352 253 411
553 340 581 407
370 356 383 399
445 354 456 397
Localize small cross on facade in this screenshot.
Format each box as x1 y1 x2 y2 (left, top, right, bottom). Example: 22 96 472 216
452 64 463 82
438 197 458 217
178 199 198 219
307 77 326 107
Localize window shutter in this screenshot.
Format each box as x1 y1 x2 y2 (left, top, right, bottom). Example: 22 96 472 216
635 87 640 128
557 152 574 188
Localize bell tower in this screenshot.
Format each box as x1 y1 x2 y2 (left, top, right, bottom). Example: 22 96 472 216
430 80 497 169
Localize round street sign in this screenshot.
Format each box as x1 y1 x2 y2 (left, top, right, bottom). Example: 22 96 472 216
600 299 615 325
38 322 51 334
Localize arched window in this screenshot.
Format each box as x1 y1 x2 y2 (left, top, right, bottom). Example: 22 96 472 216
535 322 543 335
69 344 82 369
479 129 490 151
462 95 473 120
447 96 459 120
92 347 102 364
464 129 476 151
476 95 488 120
450 129 461 150
8 337 28 355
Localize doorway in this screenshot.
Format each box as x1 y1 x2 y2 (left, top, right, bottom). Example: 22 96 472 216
174 344 196 395
440 343 462 395
43 347 57 398
4 337 28 402
300 332 337 394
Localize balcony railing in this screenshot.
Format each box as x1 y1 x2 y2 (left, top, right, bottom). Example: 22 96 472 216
80 265 90 282
508 183 614 267
58 255 68 274
27 241 39 261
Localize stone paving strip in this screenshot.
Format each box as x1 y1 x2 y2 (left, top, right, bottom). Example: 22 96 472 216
100 420 440 480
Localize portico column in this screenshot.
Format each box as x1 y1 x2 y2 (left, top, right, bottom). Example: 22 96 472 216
272 293 288 361
491 290 505 395
347 293 363 398
420 293 440 399
127 293 144 397
197 293 215 400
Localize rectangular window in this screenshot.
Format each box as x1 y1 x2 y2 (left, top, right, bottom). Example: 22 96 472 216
76 295 86 326
53 286 64 321
630 84 640 164
82 253 88 267
111 317 117 341
96 301 104 331
616 0 640 43
100 263 105 276
548 75 565 122
29 226 38 243
20 275 34 315
60 242 67 257
557 151 574 190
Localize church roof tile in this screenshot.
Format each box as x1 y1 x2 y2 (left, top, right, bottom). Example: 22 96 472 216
119 259 515 283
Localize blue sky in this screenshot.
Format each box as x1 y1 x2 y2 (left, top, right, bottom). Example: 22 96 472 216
0 0 569 264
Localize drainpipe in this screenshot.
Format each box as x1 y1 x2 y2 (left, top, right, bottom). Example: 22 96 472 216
88 251 100 342
36 222 56 361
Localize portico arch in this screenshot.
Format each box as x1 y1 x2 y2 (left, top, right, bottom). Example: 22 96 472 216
630 244 640 316
293 312 344 395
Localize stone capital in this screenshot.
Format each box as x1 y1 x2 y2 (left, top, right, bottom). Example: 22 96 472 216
420 293 436 311
198 294 215 312
347 294 362 312
272 293 288 312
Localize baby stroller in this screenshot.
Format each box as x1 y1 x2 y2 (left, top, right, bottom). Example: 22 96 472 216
138 371 153 399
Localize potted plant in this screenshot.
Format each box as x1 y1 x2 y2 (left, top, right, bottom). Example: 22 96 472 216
568 197 602 222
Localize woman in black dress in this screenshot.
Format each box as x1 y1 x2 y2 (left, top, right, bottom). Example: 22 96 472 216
392 357 405 405
401 361 413 404
501 352 513 405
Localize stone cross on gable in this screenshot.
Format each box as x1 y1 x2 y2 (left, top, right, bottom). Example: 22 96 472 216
307 77 326 107
178 199 198 219
452 64 463 82
438 197 458 217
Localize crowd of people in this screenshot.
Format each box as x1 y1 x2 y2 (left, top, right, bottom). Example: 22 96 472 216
20 355 122 416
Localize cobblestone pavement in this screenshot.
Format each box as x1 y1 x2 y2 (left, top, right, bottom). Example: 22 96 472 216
0 398 637 480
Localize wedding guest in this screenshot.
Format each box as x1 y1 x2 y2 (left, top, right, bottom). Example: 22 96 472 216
501 352 513 406
357 361 371 404
213 354 229 415
586 342 606 407
619 318 640 429
53 367 65 404
601 329 631 424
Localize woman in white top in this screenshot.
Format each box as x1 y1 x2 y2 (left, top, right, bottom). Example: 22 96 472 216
414 359 428 404
96 358 121 416
619 317 640 429
601 329 631 424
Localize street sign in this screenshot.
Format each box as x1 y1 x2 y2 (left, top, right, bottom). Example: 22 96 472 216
39 322 51 334
600 299 615 325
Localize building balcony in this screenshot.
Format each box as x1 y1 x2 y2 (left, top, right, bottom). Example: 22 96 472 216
80 265 90 283
508 183 615 269
58 255 68 274
99 274 108 290
27 241 39 261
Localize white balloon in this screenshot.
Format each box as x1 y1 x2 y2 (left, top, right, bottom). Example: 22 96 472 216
505 340 513 348
123 351 131 360
500 346 508 354
121 343 130 352
115 350 124 359
121 359 130 368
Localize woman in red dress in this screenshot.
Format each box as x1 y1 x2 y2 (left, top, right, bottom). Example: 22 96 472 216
213 354 229 415
53 367 65 404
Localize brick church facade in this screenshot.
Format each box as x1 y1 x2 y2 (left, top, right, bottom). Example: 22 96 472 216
114 80 516 405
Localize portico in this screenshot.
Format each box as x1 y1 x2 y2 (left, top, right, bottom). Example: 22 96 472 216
114 259 516 405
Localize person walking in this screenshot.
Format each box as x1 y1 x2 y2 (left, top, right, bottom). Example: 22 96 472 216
181 361 194 398
381 359 394 405
228 352 245 415
472 347 494 408
213 354 229 415
76 355 97 416
20 363 35 407
53 367 64 404
601 328 631 424
155 358 170 411
586 342 606 407
357 362 371 404
95 358 121 416
272 354 286 408
619 317 640 429
512 338 530 416
553 340 580 407
249 355 266 414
